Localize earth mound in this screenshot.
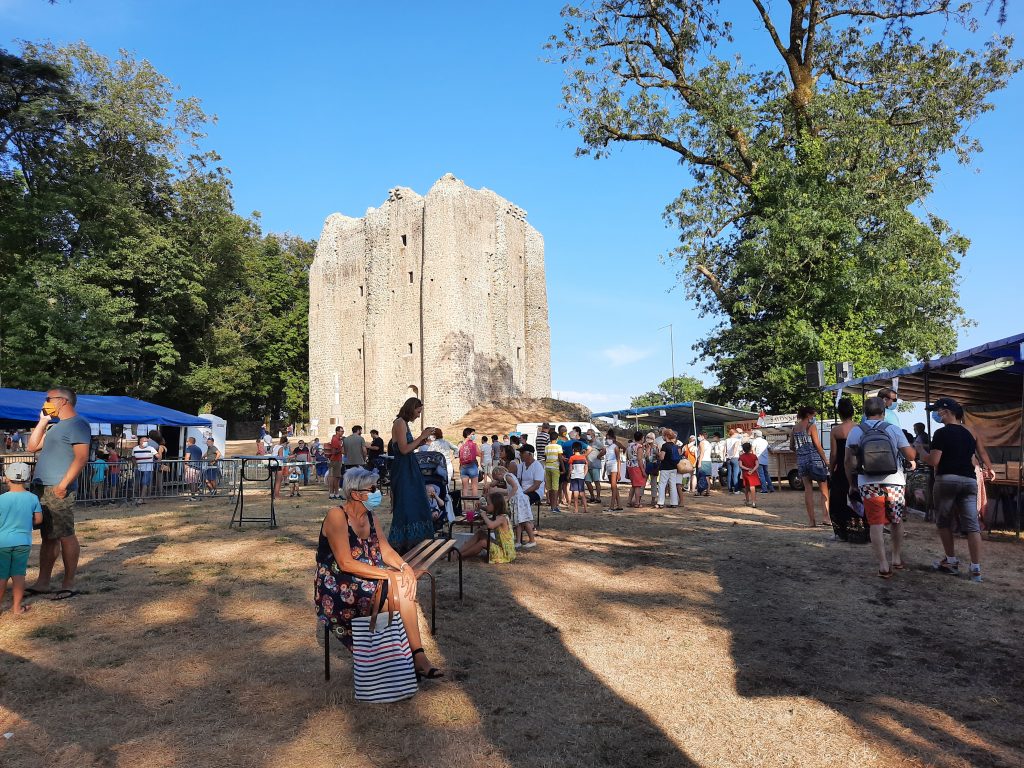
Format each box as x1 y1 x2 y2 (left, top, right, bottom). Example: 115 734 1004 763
444 397 592 436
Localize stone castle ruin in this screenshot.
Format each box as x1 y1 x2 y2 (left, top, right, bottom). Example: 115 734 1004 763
309 174 552 432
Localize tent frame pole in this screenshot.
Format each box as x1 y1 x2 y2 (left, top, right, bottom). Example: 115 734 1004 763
1017 372 1023 539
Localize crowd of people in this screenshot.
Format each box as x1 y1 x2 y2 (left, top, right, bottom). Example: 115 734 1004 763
0 384 999 702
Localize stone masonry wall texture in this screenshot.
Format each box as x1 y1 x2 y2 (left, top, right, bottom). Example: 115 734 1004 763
309 174 552 433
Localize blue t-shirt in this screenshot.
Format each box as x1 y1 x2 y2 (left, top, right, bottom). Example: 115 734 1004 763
0 490 42 548
185 444 203 468
34 415 92 486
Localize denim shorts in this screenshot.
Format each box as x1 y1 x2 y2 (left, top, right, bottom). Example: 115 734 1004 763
460 464 479 479
933 474 980 533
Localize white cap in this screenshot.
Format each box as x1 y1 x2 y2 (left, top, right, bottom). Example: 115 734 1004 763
752 430 763 438
4 462 32 483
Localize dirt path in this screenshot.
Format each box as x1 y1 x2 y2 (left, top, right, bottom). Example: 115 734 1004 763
1 486 1021 767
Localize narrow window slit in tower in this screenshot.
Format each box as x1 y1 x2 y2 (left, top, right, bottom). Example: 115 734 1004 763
409 271 414 284
401 234 408 246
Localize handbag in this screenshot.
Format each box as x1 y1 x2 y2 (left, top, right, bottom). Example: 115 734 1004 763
808 453 829 482
350 572 418 703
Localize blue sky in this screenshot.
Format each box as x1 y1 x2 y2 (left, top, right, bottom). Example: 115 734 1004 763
3 1 1020 419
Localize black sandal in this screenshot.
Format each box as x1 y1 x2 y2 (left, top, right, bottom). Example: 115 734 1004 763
412 648 444 680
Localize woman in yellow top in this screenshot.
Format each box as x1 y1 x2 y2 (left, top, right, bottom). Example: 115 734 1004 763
457 492 516 563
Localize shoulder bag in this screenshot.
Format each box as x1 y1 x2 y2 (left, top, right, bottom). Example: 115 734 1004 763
349 571 418 703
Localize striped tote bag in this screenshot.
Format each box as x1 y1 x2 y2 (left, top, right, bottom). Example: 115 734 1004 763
350 572 418 703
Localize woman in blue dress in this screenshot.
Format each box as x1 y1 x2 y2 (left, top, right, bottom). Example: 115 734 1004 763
387 397 437 552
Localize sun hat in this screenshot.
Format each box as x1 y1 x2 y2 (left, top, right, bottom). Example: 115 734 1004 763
4 462 32 483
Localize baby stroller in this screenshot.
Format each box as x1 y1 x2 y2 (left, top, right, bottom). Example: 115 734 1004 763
415 451 455 534
373 454 393 492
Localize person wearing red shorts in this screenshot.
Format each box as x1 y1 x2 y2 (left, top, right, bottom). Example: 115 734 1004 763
739 442 761 507
845 397 917 578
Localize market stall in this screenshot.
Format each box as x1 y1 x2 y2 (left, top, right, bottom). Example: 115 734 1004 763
821 332 1024 537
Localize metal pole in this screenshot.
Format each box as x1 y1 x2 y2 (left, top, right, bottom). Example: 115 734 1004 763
1017 371 1023 538
658 324 675 384
670 324 675 382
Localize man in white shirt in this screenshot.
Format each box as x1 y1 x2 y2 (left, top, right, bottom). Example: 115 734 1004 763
516 445 545 505
131 435 159 505
751 430 774 493
725 428 743 494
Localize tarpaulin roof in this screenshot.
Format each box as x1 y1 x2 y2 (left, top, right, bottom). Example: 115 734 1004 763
821 332 1024 408
0 388 212 427
591 401 758 433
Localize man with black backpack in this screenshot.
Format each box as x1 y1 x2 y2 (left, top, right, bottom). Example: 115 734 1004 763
845 397 917 579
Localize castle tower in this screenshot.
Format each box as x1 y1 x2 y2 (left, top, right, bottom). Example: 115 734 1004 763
308 174 552 432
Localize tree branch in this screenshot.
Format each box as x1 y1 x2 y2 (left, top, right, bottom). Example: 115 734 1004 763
695 263 728 303
821 2 950 22
598 124 752 187
750 0 792 63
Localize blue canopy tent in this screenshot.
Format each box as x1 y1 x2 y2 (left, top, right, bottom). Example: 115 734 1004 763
821 332 1024 407
591 401 757 438
0 388 211 427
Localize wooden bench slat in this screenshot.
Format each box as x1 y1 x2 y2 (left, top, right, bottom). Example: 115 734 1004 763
406 539 454 572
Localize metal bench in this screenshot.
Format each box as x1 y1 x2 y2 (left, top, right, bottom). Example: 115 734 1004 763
403 538 463 634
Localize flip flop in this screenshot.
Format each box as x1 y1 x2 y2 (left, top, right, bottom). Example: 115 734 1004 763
49 589 84 601
24 588 53 596
892 562 907 571
878 569 893 580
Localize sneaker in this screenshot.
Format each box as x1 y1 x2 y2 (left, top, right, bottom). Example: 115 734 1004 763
514 543 522 550
932 557 959 575
522 542 537 549
970 566 983 583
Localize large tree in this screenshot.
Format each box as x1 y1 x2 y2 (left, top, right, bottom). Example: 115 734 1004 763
551 1 1019 410
0 43 313 423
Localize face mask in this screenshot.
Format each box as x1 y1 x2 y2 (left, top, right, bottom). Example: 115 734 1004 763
887 402 898 411
605 439 614 446
931 411 944 424
42 400 60 417
808 418 816 425
363 490 382 510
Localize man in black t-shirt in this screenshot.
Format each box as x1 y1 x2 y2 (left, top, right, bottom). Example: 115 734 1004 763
367 429 385 468
920 397 995 582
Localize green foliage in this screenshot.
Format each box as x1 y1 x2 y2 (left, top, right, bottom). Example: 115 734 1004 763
0 43 312 422
630 375 708 407
551 1 1020 411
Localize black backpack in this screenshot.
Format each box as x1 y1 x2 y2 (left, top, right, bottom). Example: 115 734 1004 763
856 421 899 475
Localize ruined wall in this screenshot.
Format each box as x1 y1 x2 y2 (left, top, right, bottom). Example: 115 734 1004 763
309 174 551 432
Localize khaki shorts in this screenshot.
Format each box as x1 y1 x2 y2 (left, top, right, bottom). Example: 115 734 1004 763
329 461 343 479
36 485 77 540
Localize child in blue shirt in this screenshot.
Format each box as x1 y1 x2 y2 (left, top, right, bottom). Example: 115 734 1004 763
1 463 43 615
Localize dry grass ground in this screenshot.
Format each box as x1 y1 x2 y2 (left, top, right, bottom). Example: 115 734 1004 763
1 483 1022 768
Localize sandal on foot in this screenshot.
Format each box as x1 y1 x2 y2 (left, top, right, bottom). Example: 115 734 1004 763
50 589 84 601
878 569 893 579
892 562 907 571
412 648 444 680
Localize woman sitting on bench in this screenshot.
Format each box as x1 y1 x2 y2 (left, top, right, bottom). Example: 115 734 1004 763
314 467 443 679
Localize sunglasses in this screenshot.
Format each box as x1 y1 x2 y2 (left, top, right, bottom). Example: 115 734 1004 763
44 396 67 402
